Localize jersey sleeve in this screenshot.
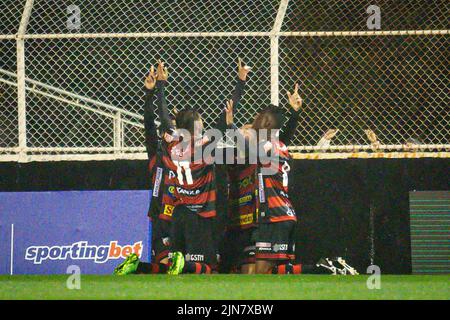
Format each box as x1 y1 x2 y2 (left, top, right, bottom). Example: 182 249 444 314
156 80 175 134
143 88 158 159
279 109 301 145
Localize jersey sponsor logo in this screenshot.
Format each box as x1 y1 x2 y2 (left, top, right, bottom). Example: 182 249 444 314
272 243 288 252
238 194 253 206
186 204 203 211
185 253 204 262
25 241 143 264
258 173 265 203
168 185 176 199
163 204 174 217
152 167 163 197
176 187 201 196
239 213 254 226
238 176 254 189
256 242 272 248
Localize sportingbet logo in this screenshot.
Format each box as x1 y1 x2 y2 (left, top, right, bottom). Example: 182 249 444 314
25 241 143 264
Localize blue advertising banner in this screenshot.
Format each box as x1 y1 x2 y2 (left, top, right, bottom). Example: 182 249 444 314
0 190 151 274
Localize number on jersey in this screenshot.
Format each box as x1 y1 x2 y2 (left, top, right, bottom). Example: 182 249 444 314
173 160 193 185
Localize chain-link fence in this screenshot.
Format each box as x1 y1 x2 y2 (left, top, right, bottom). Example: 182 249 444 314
0 0 449 162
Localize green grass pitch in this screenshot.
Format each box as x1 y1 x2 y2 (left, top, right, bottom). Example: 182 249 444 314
1 275 449 300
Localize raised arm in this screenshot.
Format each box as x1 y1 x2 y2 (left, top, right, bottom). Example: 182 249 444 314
231 58 251 111
155 60 175 134
280 83 303 145
214 58 251 134
143 66 158 159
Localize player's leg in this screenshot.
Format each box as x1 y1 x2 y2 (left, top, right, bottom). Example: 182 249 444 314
218 228 238 273
255 221 298 274
185 213 217 274
169 210 217 275
238 228 256 274
167 206 187 275
135 218 170 274
113 218 170 275
256 221 351 275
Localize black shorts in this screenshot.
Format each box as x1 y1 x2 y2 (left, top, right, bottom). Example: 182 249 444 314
151 217 171 263
170 206 217 267
255 221 296 261
221 227 256 272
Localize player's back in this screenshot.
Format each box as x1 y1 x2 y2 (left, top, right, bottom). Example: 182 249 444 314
227 162 257 230
258 140 296 223
163 137 217 218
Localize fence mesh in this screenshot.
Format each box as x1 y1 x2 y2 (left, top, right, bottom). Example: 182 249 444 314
27 0 280 34
279 35 449 146
0 0 24 35
0 0 448 161
0 39 18 150
282 0 450 31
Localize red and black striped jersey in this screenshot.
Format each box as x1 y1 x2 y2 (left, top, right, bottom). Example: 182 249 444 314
147 141 177 221
162 137 217 218
227 163 258 230
257 140 296 223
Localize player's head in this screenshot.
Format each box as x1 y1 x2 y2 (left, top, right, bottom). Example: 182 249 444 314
251 105 285 131
175 108 203 138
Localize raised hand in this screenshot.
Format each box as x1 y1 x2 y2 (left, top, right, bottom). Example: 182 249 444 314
364 129 381 151
157 59 169 81
144 65 157 90
323 129 339 141
238 57 251 81
225 99 234 126
287 83 303 111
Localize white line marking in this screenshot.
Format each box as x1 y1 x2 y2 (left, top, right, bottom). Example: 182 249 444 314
10 224 14 275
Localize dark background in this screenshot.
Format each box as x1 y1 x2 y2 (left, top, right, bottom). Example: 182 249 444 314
0 158 448 274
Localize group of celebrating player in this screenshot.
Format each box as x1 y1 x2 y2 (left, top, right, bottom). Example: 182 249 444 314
113 59 358 276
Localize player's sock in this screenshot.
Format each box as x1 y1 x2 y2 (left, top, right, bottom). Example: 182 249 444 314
183 261 212 274
271 263 302 274
135 262 168 274
301 264 330 274
272 263 330 274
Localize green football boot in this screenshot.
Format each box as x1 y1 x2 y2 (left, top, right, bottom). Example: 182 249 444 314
113 253 140 275
167 251 185 275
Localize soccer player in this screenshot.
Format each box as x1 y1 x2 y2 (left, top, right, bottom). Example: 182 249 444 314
113 65 176 275
221 73 305 274
225 84 358 275
216 59 256 274
155 60 247 275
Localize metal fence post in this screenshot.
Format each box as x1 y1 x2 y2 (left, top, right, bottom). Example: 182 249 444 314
270 0 289 106
16 0 34 162
114 111 123 153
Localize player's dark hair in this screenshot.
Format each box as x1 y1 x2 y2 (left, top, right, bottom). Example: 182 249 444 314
175 108 201 134
252 104 285 131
